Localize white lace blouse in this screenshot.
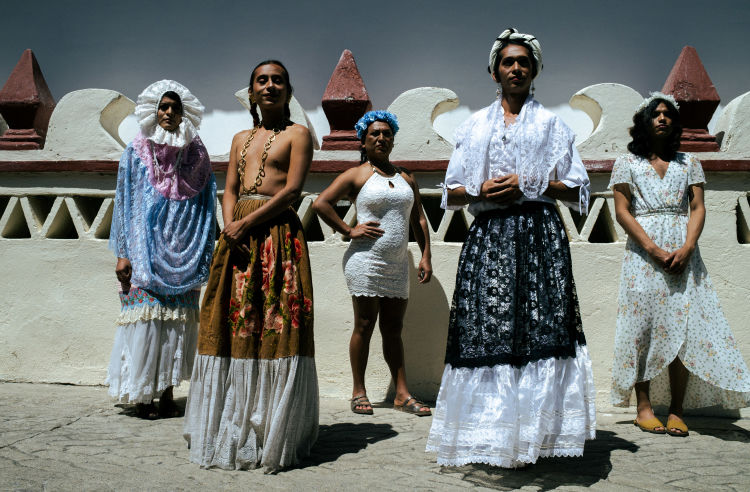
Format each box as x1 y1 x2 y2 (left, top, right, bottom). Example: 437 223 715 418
441 97 590 216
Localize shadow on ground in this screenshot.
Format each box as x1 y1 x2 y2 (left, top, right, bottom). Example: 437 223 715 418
299 422 398 467
443 430 638 491
616 415 750 443
115 396 187 419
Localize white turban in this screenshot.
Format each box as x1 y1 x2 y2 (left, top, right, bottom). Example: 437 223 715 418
488 28 543 79
135 79 205 148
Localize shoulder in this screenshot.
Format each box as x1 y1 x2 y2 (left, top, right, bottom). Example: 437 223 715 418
232 129 254 145
398 168 417 186
676 151 699 164
286 123 312 141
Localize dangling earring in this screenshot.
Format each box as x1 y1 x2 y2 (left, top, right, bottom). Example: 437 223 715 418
249 93 256 104
530 83 535 96
496 85 502 100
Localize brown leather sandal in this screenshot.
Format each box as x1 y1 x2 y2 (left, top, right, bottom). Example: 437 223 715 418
350 395 374 415
394 396 431 416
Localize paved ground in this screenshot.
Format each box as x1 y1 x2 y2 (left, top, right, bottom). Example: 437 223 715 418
1 382 749 491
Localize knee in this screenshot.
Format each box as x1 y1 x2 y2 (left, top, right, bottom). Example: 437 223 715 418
352 317 377 337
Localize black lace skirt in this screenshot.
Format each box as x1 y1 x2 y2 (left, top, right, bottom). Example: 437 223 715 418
445 201 586 369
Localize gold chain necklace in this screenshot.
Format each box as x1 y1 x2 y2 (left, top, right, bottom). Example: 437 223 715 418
237 126 281 195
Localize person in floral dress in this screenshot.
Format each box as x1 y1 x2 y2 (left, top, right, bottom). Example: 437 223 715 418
610 92 750 437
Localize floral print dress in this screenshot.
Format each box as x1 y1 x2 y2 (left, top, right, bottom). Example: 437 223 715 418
609 152 750 408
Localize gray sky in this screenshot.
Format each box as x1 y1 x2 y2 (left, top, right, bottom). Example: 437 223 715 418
2 0 749 113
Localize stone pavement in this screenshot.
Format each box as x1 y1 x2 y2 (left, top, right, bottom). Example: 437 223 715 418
1 382 749 491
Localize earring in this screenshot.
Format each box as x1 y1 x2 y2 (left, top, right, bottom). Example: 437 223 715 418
531 83 535 96
496 86 502 100
249 94 256 104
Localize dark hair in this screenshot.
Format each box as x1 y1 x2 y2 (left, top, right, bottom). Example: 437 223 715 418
490 40 538 79
359 119 396 164
159 91 183 115
627 98 683 159
249 60 293 127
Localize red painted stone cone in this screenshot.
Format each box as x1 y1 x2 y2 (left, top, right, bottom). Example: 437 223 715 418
661 46 720 152
321 50 372 151
0 49 56 150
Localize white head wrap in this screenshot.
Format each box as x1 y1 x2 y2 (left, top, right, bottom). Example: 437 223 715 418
135 80 204 148
488 28 543 79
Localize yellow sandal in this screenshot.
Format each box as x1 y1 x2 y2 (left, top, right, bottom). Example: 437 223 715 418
634 417 666 434
666 416 689 437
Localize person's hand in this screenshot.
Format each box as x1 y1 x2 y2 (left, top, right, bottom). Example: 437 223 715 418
665 246 693 274
481 174 523 204
222 219 252 258
347 221 384 239
648 246 672 269
417 257 432 284
115 257 132 290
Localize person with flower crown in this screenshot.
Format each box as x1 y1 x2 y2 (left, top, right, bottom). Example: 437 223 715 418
426 29 596 467
609 92 750 437
183 60 318 473
107 80 216 420
313 110 433 416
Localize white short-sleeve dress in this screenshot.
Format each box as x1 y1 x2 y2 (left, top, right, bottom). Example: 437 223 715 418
609 152 750 408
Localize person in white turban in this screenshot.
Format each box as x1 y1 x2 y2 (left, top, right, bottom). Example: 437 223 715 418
426 28 596 468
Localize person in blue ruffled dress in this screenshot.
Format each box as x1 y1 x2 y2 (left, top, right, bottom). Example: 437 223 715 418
107 80 216 419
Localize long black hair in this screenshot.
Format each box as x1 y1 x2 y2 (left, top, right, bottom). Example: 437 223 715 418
627 98 683 159
249 59 293 127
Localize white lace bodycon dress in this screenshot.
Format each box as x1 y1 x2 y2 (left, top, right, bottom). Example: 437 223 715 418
343 171 414 299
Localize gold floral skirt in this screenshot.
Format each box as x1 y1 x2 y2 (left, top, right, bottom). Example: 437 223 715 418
197 198 314 360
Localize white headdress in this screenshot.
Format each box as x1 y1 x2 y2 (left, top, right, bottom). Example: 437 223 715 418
635 91 680 114
135 80 204 148
488 28 543 79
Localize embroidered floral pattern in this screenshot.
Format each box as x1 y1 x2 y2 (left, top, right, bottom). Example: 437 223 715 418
119 286 199 310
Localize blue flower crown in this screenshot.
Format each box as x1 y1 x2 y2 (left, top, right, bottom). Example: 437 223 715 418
355 110 399 140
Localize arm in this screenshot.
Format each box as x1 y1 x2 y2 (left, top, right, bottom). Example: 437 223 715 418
222 132 243 229
612 183 671 268
403 172 432 283
446 178 521 207
543 180 580 203
311 167 384 239
665 184 705 274
223 126 314 243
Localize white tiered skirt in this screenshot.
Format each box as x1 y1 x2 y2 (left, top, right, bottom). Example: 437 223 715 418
106 313 198 404
426 343 596 468
183 354 319 473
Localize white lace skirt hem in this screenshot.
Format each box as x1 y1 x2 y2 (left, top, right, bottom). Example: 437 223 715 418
183 354 319 473
426 343 596 468
106 316 198 404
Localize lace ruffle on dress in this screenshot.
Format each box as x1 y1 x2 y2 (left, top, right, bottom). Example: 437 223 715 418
107 130 216 403
343 172 414 299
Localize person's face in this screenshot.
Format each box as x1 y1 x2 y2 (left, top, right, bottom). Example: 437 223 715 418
249 64 290 110
650 102 674 139
157 95 182 132
363 121 394 161
492 44 533 96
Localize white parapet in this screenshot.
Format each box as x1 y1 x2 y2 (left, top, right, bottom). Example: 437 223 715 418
570 83 643 160
714 91 750 157
387 87 459 161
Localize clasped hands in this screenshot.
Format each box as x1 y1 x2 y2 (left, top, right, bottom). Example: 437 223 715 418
650 245 693 275
480 174 523 204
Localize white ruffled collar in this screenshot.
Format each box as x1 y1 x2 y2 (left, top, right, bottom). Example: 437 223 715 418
134 79 204 149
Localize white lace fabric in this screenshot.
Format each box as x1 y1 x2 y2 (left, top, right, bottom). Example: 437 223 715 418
441 97 590 215
426 343 596 468
135 79 204 149
106 316 198 403
183 355 319 473
343 172 414 299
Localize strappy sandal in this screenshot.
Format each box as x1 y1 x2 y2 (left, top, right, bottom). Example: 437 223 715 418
350 395 374 415
633 417 666 434
666 416 689 437
394 396 431 416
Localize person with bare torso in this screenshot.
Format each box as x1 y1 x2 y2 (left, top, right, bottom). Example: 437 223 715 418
184 60 318 473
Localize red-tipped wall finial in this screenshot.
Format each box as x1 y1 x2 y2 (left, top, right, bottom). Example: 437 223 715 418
321 50 372 151
661 46 720 152
0 49 56 150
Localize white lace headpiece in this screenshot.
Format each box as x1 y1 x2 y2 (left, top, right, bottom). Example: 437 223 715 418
635 91 680 114
488 28 543 79
135 80 204 148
